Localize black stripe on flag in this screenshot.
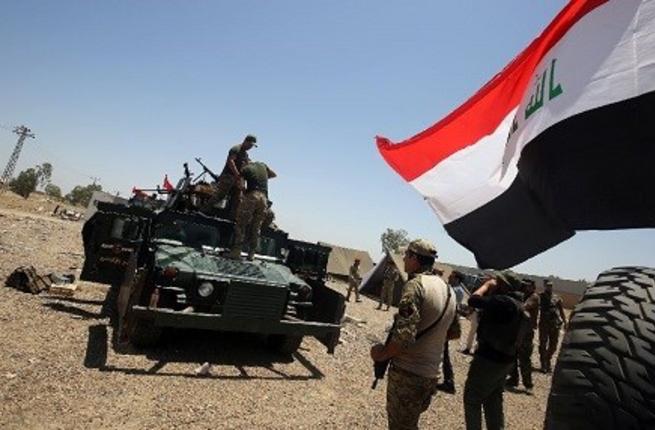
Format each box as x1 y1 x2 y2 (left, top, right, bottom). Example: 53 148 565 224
445 90 655 269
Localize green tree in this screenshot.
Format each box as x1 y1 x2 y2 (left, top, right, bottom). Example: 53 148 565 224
380 228 410 253
44 183 62 199
9 168 39 198
35 162 53 188
66 183 102 207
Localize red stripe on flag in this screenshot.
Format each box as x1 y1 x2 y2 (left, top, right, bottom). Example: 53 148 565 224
376 0 607 182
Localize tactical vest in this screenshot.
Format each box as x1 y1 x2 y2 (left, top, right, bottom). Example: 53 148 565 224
392 274 456 379
477 295 530 359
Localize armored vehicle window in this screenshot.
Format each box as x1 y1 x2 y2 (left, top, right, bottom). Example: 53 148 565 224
152 219 219 248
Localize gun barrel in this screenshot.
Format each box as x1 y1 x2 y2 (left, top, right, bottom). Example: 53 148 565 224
195 157 220 181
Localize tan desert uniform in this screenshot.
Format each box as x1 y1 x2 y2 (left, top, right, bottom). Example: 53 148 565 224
387 272 456 430
346 262 362 301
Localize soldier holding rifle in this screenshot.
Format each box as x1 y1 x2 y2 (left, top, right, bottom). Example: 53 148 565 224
370 239 456 430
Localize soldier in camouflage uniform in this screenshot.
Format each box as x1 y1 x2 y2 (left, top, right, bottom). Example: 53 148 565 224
201 135 257 217
506 279 539 393
538 280 566 373
346 259 362 302
377 263 399 310
370 239 456 430
228 159 276 260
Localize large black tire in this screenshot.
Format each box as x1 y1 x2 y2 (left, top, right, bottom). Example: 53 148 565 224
545 267 655 430
266 334 303 355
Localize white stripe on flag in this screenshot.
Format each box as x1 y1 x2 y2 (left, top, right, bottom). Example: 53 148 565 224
410 109 518 224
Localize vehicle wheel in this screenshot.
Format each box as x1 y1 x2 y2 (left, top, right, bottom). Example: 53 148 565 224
544 267 655 430
266 334 303 355
128 318 162 348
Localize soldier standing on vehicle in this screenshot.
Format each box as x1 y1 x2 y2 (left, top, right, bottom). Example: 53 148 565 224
377 263 398 310
506 279 539 393
228 159 276 260
346 258 362 302
201 134 257 216
370 239 455 430
538 280 566 373
463 271 527 430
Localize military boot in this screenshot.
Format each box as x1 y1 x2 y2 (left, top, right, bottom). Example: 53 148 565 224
228 247 242 260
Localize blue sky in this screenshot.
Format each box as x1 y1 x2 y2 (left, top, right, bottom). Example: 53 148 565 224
1 0 653 281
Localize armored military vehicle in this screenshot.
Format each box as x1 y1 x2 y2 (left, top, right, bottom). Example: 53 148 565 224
80 163 345 354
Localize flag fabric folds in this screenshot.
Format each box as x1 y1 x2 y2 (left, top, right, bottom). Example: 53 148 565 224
163 175 174 192
377 0 655 269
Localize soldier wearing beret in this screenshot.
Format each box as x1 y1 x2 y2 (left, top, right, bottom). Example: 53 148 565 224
370 239 456 430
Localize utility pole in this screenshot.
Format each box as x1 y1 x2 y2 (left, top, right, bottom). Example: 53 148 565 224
0 125 35 191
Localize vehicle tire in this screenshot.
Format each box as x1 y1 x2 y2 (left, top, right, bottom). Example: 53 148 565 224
128 318 163 348
544 267 655 430
266 334 303 355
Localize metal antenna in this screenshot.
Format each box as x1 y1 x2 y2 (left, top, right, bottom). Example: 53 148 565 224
0 125 35 192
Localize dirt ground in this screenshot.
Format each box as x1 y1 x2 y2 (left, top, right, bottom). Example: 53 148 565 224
0 192 559 429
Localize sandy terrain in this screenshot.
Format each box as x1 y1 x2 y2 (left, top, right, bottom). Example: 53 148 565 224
0 191 558 429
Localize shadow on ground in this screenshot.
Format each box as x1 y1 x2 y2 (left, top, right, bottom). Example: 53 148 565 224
45 287 325 381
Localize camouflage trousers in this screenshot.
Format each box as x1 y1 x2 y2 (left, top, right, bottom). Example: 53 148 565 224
539 322 561 371
230 190 267 259
201 174 242 216
346 279 360 301
378 280 394 308
387 365 438 430
508 329 535 388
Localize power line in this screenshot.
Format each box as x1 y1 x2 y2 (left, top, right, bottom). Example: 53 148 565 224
29 138 101 183
0 125 35 192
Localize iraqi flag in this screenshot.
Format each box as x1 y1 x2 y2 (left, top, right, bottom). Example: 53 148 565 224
377 0 655 269
163 174 174 192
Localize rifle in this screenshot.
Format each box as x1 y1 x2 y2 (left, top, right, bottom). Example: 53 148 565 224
194 158 220 182
371 319 396 389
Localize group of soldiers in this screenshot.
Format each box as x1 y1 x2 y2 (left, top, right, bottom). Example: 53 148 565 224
200 134 277 260
506 278 567 392
360 238 568 430
345 257 399 311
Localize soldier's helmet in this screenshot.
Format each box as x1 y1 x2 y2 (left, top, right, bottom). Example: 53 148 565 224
494 271 523 291
407 238 437 258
